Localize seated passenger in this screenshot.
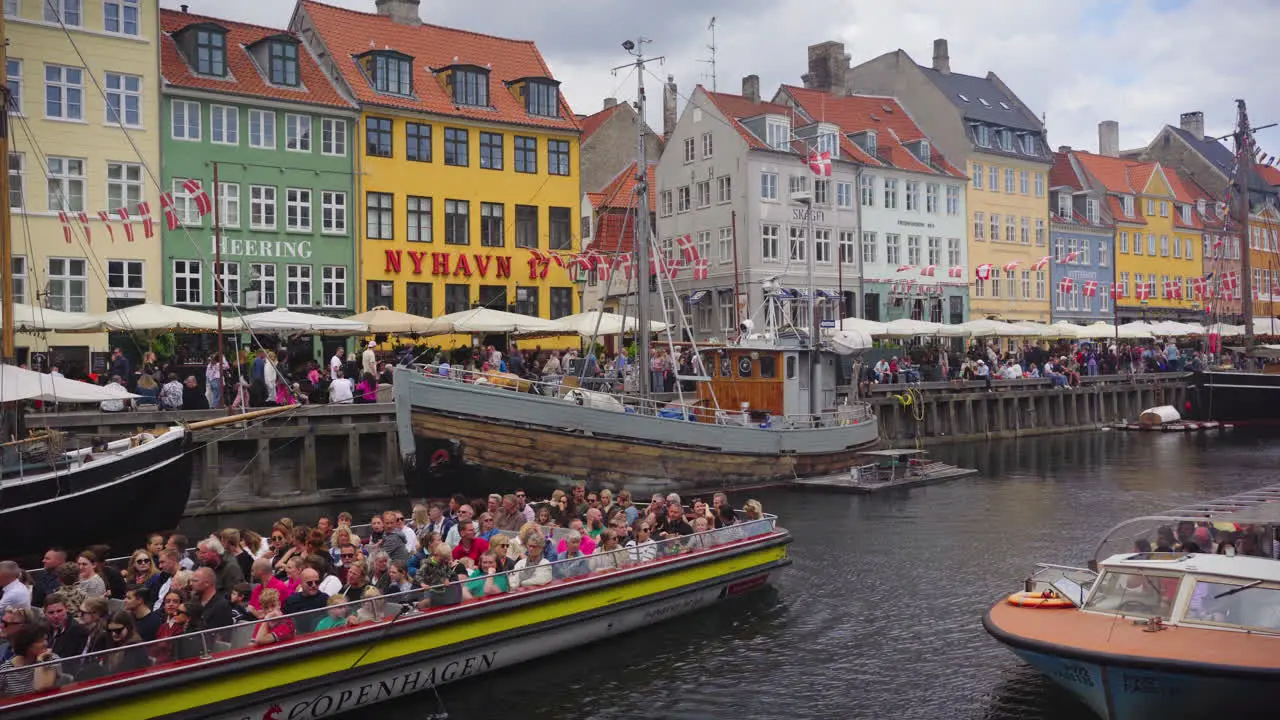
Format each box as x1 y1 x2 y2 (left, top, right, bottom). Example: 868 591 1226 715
655 502 693 540
282 570 329 633
511 535 552 589
589 531 625 572
149 591 188 665
464 552 510 598
0 623 59 696
553 532 591 580
314 595 350 631
416 543 468 609
556 520 597 555
490 535 517 573
451 522 490 565
625 521 658 564
251 589 295 646
101 611 150 674
350 586 384 626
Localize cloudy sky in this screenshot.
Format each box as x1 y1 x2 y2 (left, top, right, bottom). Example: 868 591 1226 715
162 0 1280 155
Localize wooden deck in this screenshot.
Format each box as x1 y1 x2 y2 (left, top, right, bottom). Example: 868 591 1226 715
788 461 978 494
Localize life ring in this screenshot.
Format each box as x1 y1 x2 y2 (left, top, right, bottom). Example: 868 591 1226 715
1006 591 1073 609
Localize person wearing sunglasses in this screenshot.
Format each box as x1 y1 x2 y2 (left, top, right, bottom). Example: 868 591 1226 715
626 520 658 564
100 611 149 676
149 591 188 666
282 569 329 634
123 550 157 587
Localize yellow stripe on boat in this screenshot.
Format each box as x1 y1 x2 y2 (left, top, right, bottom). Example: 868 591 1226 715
65 545 786 720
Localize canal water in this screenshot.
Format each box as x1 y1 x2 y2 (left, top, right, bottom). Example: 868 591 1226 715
186 429 1280 720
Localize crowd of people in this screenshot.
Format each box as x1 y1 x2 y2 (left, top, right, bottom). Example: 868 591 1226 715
0 486 768 698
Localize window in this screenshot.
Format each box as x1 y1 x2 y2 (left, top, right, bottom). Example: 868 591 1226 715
1098 241 1109 267
46 64 86 121
480 202 503 247
974 278 985 297
946 186 960 216
365 116 392 158
104 0 138 34
1185 237 1194 260
659 190 673 217
988 166 998 190
761 223 780 261
211 261 237 304
696 180 711 208
677 186 691 213
194 29 226 76
106 259 143 296
170 98 199 138
836 181 852 208
103 72 142 126
444 128 468 167
514 286 539 317
814 228 831 263
251 263 277 307
1020 216 1030 244
701 131 713 158
974 125 989 147
477 131 504 170
947 237 961 268
211 105 238 145
6 59 21 115
105 161 143 213
1133 232 1144 255
285 188 311 231
218 182 240 228
442 284 468 313
515 205 537 248
1005 215 1016 243
1019 170 1029 195
904 181 919 211
716 227 731 263
249 185 276 230
444 199 469 245
682 137 695 163
525 80 559 117
8 153 22 209
973 211 985 241
322 266 346 308
1034 172 1044 197
1054 236 1066 262
1173 234 1182 258
1020 270 1030 299
1160 201 1169 217
269 41 299 87
990 268 1000 297
10 256 25 305
1057 192 1071 218
927 236 941 265
885 233 901 264
321 118 346 156
1147 233 1156 255
1004 168 1015 194
761 172 778 201
397 122 432 163
1100 286 1110 312
249 109 276 149
1160 234 1169 256
883 178 898 209
286 265 311 306
1121 196 1135 217
1146 198 1155 215
514 136 537 173
171 259 200 306
405 282 431 317
789 175 808 196
549 207 572 250
925 183 939 213
972 163 983 189
766 119 789 149
999 130 1014 152
1035 271 1046 300
788 225 806 262
452 67 488 107
370 53 412 96
284 114 311 152
717 175 733 203
538 286 569 320
1035 218 1045 245
860 174 875 206
1119 231 1129 253
366 192 392 239
546 140 570 177
46 156 84 211
320 191 345 234
989 213 1000 243
907 235 921 265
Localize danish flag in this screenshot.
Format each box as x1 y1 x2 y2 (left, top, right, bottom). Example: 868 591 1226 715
920 265 936 277
1110 283 1124 299
57 211 73 243
896 264 916 273
182 179 213 217
97 211 115 243
1082 280 1098 297
1001 260 1021 272
1222 270 1239 291
116 208 134 242
595 259 611 282
136 201 155 238
158 193 180 231
975 263 994 281
807 150 832 177
676 234 701 264
1135 282 1152 301
692 258 709 280
1059 251 1080 264
1191 277 1206 299
1030 256 1051 271
947 266 964 278
550 254 566 268
76 212 92 243
1058 277 1074 294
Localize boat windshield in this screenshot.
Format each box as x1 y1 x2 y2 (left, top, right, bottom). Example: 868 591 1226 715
1182 579 1280 633
1081 568 1181 619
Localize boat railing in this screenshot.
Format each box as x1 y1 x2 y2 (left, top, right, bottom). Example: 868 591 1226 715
1091 513 1279 566
411 363 875 430
0 512 780 705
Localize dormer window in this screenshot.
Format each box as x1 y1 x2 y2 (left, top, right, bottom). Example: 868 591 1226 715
1086 198 1099 224
359 50 413 97
452 66 489 107
524 79 559 118
765 117 790 151
974 125 989 147
195 28 227 77
1197 198 1206 215
998 130 1013 151
851 130 877 156
1022 135 1038 155
917 140 930 165
1057 193 1071 219
269 40 299 87
1180 204 1191 224
1121 195 1135 218
817 131 838 156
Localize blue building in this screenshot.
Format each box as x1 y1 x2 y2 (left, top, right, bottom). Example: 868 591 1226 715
1048 151 1115 323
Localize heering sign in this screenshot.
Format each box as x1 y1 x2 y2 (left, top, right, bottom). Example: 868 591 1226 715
212 237 314 260
384 250 512 279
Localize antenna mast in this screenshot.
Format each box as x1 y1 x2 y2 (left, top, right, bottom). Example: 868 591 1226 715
699 18 717 92
1235 99 1256 352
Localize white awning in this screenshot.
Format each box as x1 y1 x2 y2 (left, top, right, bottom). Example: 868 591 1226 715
0 365 139 403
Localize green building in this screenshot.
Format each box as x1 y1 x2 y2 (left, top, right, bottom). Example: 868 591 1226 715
159 8 357 319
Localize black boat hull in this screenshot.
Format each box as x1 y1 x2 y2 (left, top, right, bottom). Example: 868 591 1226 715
0 431 194 561
1186 370 1280 422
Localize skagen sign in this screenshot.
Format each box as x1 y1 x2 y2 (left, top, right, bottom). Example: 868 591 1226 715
211 237 314 260
792 208 826 223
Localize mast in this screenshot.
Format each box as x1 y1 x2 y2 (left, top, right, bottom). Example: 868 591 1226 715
615 38 661 397
1235 99 1255 351
0 9 14 362
213 161 228 414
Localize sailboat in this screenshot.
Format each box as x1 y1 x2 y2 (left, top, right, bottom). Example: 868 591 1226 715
394 42 879 496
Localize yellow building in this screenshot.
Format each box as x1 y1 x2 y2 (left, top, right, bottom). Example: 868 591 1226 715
1074 151 1203 321
966 154 1052 321
294 0 581 346
6 0 163 369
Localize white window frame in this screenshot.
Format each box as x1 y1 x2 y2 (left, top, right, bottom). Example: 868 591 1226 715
1004 168 1015 194
106 161 142 212
973 212 984 241
251 263 276 307
761 223 780 262
659 190 673 216
927 236 941 265
8 153 23 210
322 266 347 308
972 163 983 190
250 185 277 230
701 131 713 158
47 257 87 311
218 181 240 228
106 258 144 298
813 178 829 206
10 255 26 305
695 230 711 263
172 258 202 306
947 237 961 268
321 117 347 156
171 178 200 226
171 99 200 140
861 231 877 265
285 187 311 232
104 71 141 127
839 230 855 265
43 0 82 27
814 228 832 263
6 58 21 116
285 113 311 152
1035 218 1046 246
788 225 807 262
904 180 919 211
677 186 690 213
925 183 939 213
883 178 898 209
945 185 960 216
44 63 84 121
765 119 789 150
213 260 239 305
695 180 711 209
46 156 85 211
859 174 875 206
836 180 853 209
103 0 139 35
885 233 900 265
682 137 695 163
716 175 732 204
1034 172 1044 198
1019 170 1029 195
249 109 276 149
210 104 239 145
321 190 347 235
1057 192 1071 218
717 227 732 264
906 235 921 265
286 264 312 307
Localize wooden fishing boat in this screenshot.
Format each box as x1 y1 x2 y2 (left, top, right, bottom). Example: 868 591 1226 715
984 484 1280 719
0 515 790 719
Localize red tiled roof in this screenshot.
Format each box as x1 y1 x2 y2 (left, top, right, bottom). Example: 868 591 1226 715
1048 152 1080 189
1105 196 1145 225
299 0 578 131
596 162 655 213
580 103 624 141
1073 151 1147 194
1165 170 1208 230
1258 164 1280 186
160 9 352 108
586 162 655 255
779 85 963 177
585 192 606 210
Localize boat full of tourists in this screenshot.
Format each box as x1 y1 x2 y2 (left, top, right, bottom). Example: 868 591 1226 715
0 509 790 719
983 484 1280 719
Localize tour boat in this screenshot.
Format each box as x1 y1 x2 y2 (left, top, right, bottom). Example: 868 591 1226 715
0 514 791 719
1186 368 1280 423
984 484 1280 719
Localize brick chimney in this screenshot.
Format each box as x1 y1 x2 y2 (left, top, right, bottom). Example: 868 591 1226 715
802 41 850 95
742 74 760 104
932 38 950 74
1180 111 1205 139
374 0 421 26
662 76 678 139
1098 120 1120 157
603 97 618 110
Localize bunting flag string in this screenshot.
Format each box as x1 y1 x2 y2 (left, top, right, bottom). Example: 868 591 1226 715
947 266 964 279
975 263 994 281
57 211 73 243
116 208 135 242
75 211 92 244
96 210 115 243
1031 256 1051 271
137 201 155 238
692 258 709 280
182 179 213 217
1001 260 1021 272
1082 280 1098 297
676 234 700 264
920 265 936 277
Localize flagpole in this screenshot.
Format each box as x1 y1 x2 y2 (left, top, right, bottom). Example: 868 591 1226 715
212 161 228 415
